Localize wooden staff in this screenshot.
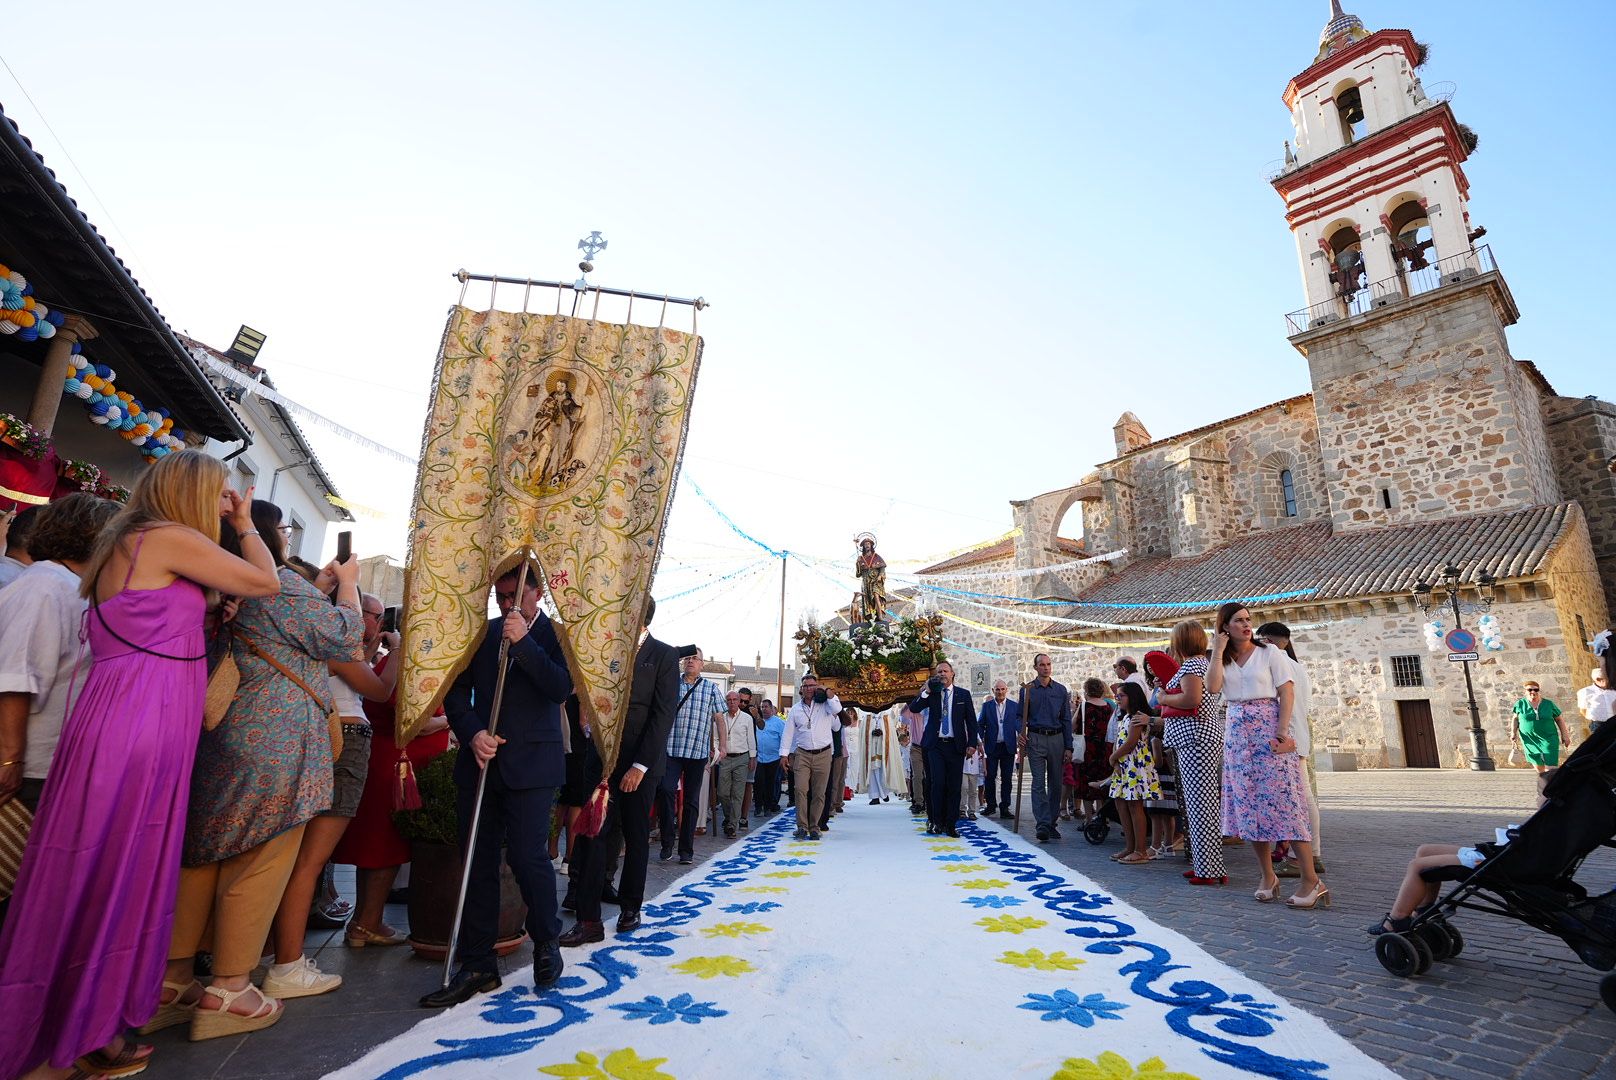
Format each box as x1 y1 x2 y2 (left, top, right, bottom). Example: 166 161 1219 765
1012 679 1031 833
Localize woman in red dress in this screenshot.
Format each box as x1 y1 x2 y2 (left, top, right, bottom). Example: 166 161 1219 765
331 635 449 946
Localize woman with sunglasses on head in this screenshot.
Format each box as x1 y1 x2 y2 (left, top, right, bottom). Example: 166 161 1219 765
1510 681 1569 774
1208 602 1328 910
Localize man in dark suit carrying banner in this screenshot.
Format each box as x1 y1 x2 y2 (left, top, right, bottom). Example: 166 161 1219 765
908 660 980 838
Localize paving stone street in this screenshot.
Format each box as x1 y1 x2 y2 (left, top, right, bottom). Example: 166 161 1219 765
144 770 1615 1079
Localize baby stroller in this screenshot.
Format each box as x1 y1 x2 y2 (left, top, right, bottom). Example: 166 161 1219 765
1373 720 1616 1011
1081 783 1120 845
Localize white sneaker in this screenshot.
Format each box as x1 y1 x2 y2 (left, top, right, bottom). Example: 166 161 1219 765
262 955 342 999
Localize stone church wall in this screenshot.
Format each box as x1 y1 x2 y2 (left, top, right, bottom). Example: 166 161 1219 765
1544 395 1616 616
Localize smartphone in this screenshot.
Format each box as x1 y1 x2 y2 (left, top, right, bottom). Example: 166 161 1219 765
336 530 352 564
381 606 399 634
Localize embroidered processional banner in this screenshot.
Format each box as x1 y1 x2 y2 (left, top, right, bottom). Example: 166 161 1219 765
398 306 702 772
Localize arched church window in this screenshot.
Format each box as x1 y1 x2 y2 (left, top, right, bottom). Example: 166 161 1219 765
1327 225 1366 300
1388 199 1435 272
1336 85 1367 143
1280 469 1298 517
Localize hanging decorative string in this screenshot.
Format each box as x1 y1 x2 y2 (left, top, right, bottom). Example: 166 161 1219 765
937 608 1171 650
658 556 775 603
684 475 785 558
64 349 192 459
910 578 1319 610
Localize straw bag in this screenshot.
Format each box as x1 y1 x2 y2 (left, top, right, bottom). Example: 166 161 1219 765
0 798 32 901
203 645 240 731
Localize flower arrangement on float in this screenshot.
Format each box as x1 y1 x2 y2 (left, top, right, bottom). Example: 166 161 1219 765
794 613 945 711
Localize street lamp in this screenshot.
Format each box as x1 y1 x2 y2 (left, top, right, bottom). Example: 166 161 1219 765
1412 564 1498 771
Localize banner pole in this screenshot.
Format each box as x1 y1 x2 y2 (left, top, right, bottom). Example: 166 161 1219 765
776 554 787 707
1012 680 1031 835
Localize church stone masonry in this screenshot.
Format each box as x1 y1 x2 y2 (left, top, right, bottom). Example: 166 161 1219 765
919 4 1615 768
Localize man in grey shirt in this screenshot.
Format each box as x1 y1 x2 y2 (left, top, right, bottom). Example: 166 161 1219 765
1017 653 1073 843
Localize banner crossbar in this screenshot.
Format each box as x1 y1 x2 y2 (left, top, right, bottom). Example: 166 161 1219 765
453 269 708 310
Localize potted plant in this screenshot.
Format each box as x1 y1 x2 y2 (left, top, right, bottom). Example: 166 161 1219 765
392 748 530 959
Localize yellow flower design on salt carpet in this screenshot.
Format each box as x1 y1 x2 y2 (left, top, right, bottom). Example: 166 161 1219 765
671 956 755 979
998 948 1086 971
538 1047 675 1080
1051 1051 1200 1080
940 864 989 873
953 878 1010 890
699 921 771 939
762 870 808 879
738 886 788 894
976 914 1048 934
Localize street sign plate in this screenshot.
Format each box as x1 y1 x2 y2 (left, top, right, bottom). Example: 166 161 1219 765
1444 628 1477 653
1447 651 1479 663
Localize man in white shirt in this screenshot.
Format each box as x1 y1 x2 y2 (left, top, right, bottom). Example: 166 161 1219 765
1577 668 1616 736
0 494 120 818
781 675 842 841
716 691 757 838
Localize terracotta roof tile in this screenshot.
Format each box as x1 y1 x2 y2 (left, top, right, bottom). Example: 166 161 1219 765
1043 503 1577 633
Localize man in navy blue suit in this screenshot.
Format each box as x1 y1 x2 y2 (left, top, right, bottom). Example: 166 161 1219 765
907 660 980 837
978 679 1021 818
421 565 574 1008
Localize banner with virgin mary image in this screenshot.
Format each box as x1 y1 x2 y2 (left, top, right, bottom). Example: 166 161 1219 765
398 306 702 773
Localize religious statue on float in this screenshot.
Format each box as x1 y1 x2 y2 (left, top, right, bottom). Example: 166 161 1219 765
854 532 888 625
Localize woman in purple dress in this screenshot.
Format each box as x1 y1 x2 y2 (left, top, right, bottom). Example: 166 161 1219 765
0 451 280 1080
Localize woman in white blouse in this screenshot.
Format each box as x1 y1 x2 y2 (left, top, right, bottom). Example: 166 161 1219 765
1207 603 1327 909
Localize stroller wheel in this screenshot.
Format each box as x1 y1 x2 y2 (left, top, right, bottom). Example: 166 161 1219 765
1443 922 1464 959
1374 933 1424 978
1600 973 1616 1014
1083 816 1109 845
1416 922 1453 962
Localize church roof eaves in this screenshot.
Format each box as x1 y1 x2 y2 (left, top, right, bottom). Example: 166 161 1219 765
1040 502 1577 633
916 535 1084 576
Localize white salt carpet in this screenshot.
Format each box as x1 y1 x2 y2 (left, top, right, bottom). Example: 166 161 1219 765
326 802 1397 1080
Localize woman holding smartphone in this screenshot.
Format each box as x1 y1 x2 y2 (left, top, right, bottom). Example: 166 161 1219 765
1208 602 1327 909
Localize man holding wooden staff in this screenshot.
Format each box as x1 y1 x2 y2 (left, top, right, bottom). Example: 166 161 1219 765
1017 653 1073 844
420 566 574 1008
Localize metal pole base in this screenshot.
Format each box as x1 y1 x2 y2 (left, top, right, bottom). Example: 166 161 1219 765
1467 728 1497 772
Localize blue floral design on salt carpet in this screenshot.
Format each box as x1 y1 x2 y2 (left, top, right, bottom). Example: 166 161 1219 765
1018 989 1128 1026
932 854 976 862
959 821 1332 1080
610 993 727 1026
369 814 794 1078
723 901 782 914
962 895 1025 909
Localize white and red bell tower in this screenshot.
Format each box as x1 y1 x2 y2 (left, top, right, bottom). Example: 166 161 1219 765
1273 3 1481 320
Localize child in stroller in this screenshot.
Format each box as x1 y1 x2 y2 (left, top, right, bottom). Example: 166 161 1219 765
1367 719 1616 1011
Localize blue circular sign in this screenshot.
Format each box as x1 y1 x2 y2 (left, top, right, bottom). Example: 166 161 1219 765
1445 628 1476 653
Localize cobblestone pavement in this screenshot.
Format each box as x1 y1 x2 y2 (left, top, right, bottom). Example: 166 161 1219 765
141 776 1616 1078
998 769 1616 1080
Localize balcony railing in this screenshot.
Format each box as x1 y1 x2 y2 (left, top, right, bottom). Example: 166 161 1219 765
1284 244 1499 336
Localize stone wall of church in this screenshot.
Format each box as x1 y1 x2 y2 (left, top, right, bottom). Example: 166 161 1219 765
1287 594 1584 768
1086 401 1326 564
1544 395 1616 616
1304 282 1561 531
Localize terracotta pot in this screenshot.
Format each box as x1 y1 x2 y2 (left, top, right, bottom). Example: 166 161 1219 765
405 840 529 959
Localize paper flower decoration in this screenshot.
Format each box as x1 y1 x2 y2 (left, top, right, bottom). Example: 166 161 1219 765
1477 613 1504 652
1422 619 1445 653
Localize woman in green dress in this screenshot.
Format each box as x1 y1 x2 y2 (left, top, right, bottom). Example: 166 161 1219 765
1510 680 1570 773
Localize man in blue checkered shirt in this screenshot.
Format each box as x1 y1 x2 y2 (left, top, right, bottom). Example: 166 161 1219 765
656 649 724 865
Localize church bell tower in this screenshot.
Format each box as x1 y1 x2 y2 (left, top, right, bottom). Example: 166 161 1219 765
1272 3 1561 531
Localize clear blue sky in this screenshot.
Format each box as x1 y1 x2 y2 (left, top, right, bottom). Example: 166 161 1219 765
3 1 1610 665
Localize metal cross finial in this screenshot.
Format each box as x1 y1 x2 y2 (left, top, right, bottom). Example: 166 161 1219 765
574 231 608 291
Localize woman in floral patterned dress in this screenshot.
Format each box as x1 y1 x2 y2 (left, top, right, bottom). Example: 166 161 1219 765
1107 682 1160 865
152 507 363 1040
